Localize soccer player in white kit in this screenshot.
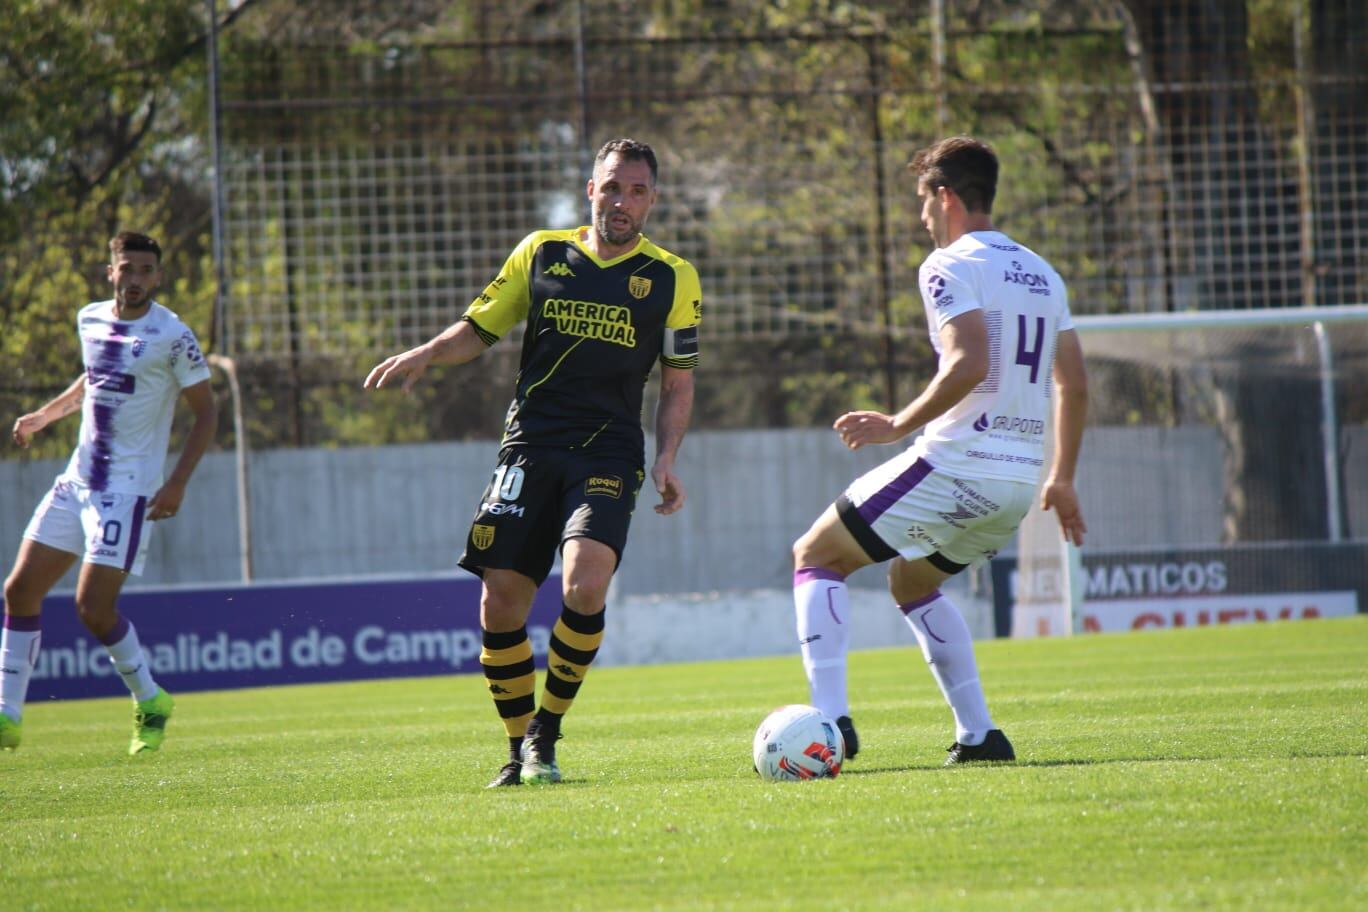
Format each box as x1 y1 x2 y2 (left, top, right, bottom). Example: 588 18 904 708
791 137 1089 764
0 232 217 754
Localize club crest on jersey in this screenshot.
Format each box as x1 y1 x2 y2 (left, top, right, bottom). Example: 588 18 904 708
471 524 495 550
628 276 652 299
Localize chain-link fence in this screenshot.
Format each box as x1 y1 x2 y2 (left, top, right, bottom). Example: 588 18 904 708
214 1 1365 371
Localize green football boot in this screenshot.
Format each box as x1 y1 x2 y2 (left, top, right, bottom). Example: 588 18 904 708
129 688 175 755
519 718 562 785
0 713 21 750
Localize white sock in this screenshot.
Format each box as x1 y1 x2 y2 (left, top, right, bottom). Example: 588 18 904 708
0 617 42 723
901 590 994 745
794 567 852 720
102 618 158 702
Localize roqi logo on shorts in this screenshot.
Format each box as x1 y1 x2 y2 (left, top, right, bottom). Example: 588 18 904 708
585 475 623 498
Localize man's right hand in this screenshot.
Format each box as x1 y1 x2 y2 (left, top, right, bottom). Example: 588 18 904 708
12 413 47 448
1041 479 1087 546
364 347 433 393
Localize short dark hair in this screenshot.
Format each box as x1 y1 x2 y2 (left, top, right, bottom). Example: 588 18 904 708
594 138 658 186
109 231 162 263
908 136 999 214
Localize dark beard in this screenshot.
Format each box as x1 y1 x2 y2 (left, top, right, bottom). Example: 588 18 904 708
595 213 637 247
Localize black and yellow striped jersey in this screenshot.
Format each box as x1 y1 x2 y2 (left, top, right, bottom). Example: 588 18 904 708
463 227 701 456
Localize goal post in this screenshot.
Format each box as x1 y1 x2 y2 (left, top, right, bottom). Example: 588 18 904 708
1006 304 1368 638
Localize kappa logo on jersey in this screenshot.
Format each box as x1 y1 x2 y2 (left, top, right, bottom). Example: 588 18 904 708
586 475 623 498
628 276 652 299
471 524 495 550
545 262 575 277
1004 260 1051 295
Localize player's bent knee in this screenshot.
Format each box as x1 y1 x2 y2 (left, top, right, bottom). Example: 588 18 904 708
562 577 610 614
5 573 47 614
74 601 118 639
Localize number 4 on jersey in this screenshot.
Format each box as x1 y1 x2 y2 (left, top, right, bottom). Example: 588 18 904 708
1014 314 1046 384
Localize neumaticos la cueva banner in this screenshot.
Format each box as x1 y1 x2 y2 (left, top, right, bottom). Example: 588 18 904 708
27 574 563 701
989 543 1366 637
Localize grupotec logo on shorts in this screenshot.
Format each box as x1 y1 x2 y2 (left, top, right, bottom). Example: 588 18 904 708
585 475 623 498
471 524 495 550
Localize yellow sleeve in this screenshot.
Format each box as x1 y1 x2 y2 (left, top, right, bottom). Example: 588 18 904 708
661 258 701 369
462 232 538 343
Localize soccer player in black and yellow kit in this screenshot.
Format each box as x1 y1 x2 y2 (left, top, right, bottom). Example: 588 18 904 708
365 139 700 786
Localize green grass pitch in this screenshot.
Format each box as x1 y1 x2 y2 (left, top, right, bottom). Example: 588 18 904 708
2 616 1364 910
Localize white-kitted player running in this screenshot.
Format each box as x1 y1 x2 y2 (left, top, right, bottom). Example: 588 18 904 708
791 136 1089 765
1 231 217 754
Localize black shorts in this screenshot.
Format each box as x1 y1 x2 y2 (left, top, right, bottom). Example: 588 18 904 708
458 445 645 585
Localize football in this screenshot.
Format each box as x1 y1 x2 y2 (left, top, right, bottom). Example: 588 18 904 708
752 704 844 781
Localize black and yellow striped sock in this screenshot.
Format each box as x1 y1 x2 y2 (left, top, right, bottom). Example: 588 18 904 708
538 605 606 720
480 626 536 761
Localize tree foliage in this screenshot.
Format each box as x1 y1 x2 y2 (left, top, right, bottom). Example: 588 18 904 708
2 0 1363 514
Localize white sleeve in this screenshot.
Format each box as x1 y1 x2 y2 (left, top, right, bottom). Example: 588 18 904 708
172 326 212 388
919 252 980 328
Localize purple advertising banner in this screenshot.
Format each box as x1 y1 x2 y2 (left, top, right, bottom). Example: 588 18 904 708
28 573 563 701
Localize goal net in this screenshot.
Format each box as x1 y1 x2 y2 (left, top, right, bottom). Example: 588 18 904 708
1003 306 1368 637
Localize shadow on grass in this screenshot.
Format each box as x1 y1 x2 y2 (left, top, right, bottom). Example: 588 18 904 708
839 749 1366 775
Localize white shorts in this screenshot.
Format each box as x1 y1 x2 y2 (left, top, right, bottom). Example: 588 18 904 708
23 477 152 576
837 450 1036 571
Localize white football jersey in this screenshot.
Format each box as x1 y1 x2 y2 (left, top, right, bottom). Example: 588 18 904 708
910 230 1073 484
61 300 211 495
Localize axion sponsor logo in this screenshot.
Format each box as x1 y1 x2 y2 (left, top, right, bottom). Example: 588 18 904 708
1003 263 1051 295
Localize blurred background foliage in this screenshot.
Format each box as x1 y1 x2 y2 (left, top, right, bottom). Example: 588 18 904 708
2 1 1363 470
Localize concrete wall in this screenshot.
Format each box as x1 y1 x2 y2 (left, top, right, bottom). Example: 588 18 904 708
4 425 1363 596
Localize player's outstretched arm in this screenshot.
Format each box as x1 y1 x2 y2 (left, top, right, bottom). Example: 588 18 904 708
652 365 694 515
835 310 988 450
11 374 86 447
364 319 490 392
1042 328 1088 545
147 379 219 522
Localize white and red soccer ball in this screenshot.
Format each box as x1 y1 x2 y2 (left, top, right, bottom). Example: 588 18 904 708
752 704 844 781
